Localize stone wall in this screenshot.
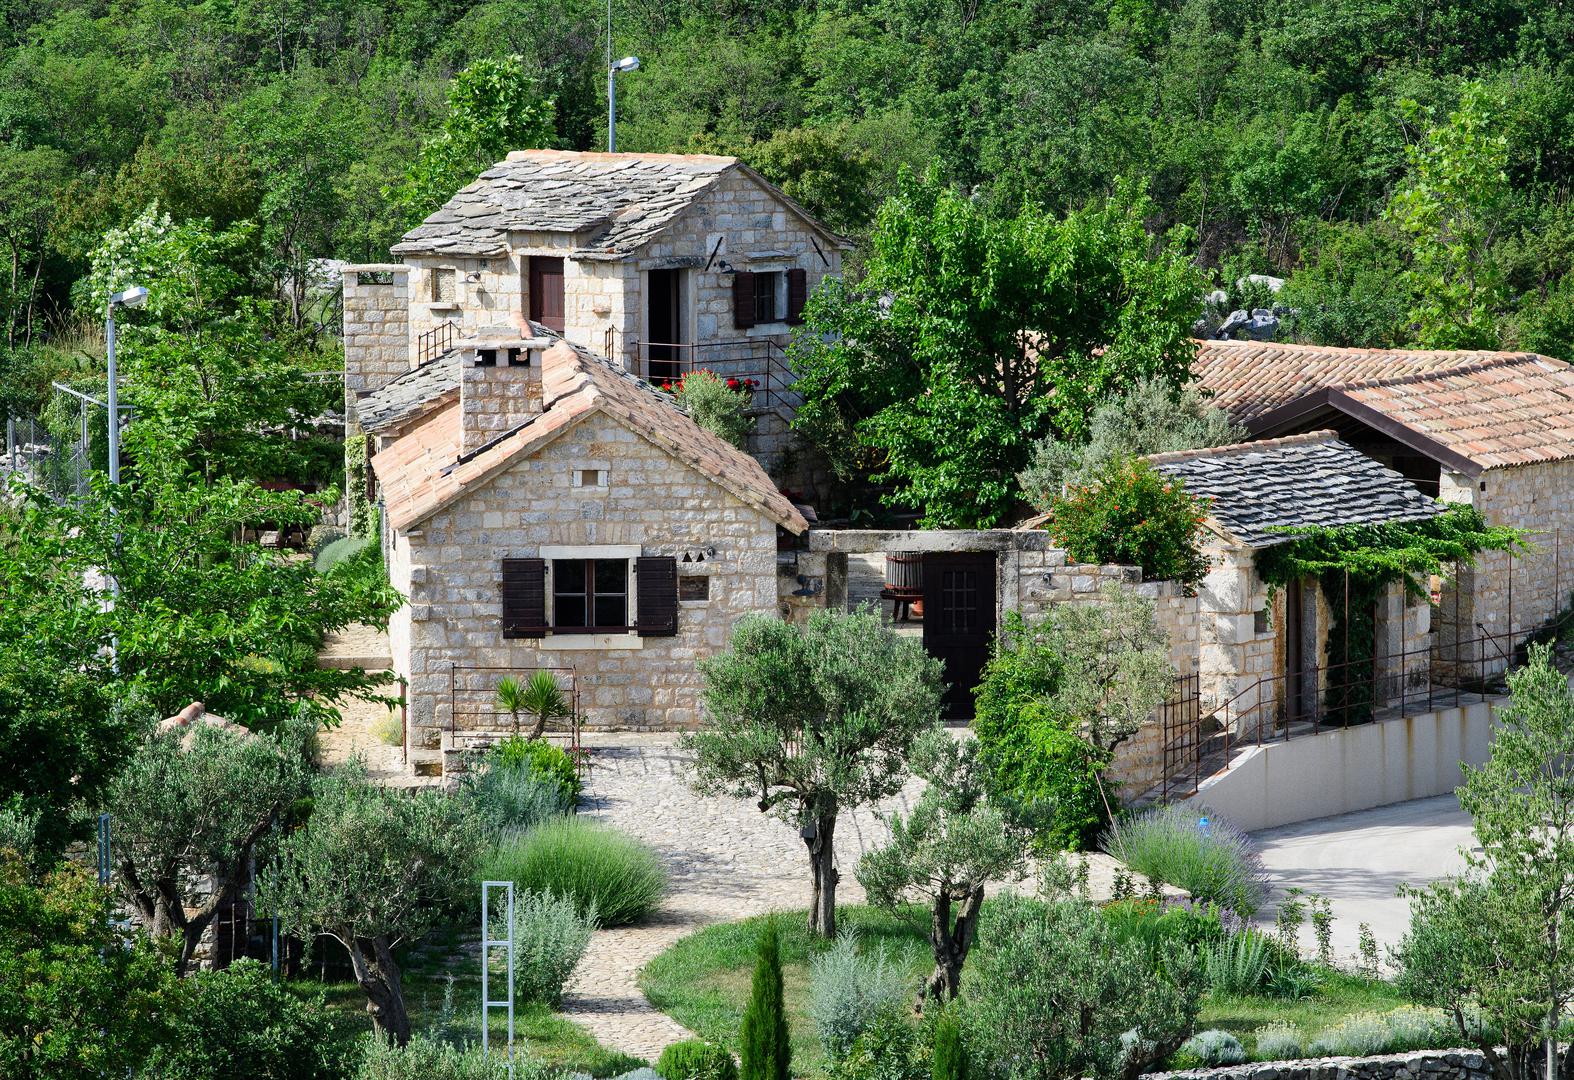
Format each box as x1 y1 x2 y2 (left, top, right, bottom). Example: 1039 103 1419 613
341 264 411 420
401 254 525 364
458 349 542 452
391 410 780 774
1146 1049 1490 1080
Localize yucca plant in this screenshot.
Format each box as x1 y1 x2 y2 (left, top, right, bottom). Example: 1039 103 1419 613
496 672 572 740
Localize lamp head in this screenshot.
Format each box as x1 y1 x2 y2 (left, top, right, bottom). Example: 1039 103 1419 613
612 55 640 73
110 286 149 309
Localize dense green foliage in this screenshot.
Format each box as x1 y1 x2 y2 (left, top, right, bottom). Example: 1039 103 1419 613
740 921 791 1080
481 815 666 927
1040 457 1211 587
657 1039 740 1080
488 734 582 799
672 369 754 450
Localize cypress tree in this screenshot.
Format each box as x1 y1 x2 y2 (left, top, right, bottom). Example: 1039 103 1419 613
931 1008 966 1080
739 920 790 1080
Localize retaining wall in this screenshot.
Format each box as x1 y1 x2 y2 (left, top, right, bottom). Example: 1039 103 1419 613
1146 1048 1491 1080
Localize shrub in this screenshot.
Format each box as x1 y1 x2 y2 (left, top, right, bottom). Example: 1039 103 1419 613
371 709 403 747
1307 1014 1393 1058
740 921 791 1080
1104 805 1268 916
931 1009 966 1080
808 933 911 1063
314 535 372 574
351 1033 546 1080
507 889 595 1005
1204 929 1272 995
1103 898 1225 962
307 525 346 556
1380 1007 1451 1052
1042 456 1210 587
673 369 754 449
490 735 581 800
827 1009 924 1080
482 816 665 927
462 761 574 837
657 1039 739 1080
1180 1030 1246 1067
974 700 1108 849
140 959 346 1080
1253 1022 1304 1061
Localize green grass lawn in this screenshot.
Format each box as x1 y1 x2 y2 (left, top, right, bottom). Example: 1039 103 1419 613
639 906 1426 1070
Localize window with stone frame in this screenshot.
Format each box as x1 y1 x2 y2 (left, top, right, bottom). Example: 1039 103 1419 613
431 267 457 303
551 558 629 632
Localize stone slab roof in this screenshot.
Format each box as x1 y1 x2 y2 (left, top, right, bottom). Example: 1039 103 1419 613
1333 355 1574 472
392 149 845 259
1148 431 1440 548
357 355 460 433
1192 339 1538 424
371 338 808 535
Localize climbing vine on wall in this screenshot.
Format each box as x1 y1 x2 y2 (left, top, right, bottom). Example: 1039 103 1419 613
345 433 377 539
1254 505 1522 724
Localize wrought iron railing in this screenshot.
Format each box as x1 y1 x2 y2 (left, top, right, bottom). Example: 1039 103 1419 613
448 663 587 776
417 319 458 365
631 339 800 414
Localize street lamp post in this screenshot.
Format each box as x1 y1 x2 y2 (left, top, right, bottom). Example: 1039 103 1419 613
607 55 639 152
105 286 148 487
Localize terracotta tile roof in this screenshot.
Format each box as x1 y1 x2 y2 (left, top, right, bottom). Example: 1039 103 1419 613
1192 339 1537 423
1148 431 1440 548
372 339 808 535
1336 354 1574 471
393 149 847 259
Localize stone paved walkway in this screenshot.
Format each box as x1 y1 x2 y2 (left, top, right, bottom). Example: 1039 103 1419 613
559 732 921 1062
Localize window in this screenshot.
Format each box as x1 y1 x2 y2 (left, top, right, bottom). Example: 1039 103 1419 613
431 268 456 303
551 558 629 632
753 271 782 324
575 468 605 489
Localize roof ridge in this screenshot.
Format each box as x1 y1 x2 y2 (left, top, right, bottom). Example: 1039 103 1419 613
1193 338 1538 360
1145 429 1339 466
1335 351 1557 391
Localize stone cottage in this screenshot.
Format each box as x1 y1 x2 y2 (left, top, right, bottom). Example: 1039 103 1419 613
342 149 850 487
365 330 808 776
1195 340 1574 675
1149 432 1441 737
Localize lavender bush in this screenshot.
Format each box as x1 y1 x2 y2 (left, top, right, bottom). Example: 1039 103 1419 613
1105 804 1269 916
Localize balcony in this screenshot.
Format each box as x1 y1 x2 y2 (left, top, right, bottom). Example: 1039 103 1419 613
630 339 800 415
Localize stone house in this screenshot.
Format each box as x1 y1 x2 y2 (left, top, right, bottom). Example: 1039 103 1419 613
365 330 807 776
1149 432 1441 737
342 150 850 486
1196 340 1574 675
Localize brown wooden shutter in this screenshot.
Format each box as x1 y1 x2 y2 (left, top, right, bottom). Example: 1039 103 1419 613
635 556 679 637
500 558 546 638
786 268 808 324
732 271 757 329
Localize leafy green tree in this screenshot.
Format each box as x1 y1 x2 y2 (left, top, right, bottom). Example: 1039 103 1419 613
789 170 1202 527
1018 379 1244 506
739 920 790 1080
961 895 1202 1080
974 586 1176 845
108 721 313 974
0 852 180 1079
390 56 555 229
1 472 399 731
261 765 483 1047
1396 643 1574 1080
856 734 1030 1004
1386 83 1510 349
685 608 944 937
1038 456 1211 587
743 123 878 235
0 146 68 346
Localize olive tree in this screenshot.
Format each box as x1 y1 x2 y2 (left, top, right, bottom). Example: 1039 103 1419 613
685 608 945 938
108 719 312 974
259 765 482 1046
857 733 1031 1005
1395 644 1574 1080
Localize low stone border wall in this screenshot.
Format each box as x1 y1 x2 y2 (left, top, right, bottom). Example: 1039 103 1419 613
1146 1048 1489 1080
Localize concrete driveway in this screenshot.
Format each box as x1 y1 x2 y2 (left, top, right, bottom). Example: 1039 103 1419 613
1250 794 1478 964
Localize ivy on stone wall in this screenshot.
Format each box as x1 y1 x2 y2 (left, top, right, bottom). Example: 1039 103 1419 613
1254 505 1522 724
345 433 377 539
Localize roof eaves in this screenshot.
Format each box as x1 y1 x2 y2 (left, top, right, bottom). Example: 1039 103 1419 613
1320 389 1486 477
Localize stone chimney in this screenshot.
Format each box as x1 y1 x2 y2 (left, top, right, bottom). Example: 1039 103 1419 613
342 264 411 432
459 336 550 453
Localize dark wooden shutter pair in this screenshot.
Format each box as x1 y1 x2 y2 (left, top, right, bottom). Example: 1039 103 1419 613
500 558 546 638
500 556 677 638
786 268 808 323
732 271 756 329
635 556 679 637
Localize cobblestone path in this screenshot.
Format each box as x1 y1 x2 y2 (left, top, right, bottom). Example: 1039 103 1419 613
558 733 920 1062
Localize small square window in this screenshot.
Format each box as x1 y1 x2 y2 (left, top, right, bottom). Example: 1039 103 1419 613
679 576 710 602
431 268 456 302
1254 608 1271 635
575 468 606 489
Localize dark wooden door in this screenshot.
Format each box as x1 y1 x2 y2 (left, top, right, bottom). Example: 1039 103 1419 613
647 269 683 381
922 553 997 720
528 257 565 332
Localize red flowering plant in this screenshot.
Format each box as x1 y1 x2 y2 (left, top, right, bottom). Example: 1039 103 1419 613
657 369 759 395
1043 455 1211 588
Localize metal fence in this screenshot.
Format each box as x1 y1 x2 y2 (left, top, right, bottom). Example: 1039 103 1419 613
631 338 800 414
448 664 586 772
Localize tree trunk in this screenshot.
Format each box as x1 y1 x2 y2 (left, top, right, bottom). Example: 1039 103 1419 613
805 808 838 938
346 933 412 1047
924 885 985 1006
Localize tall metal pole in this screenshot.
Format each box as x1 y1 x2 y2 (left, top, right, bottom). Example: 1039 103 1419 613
607 66 617 153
